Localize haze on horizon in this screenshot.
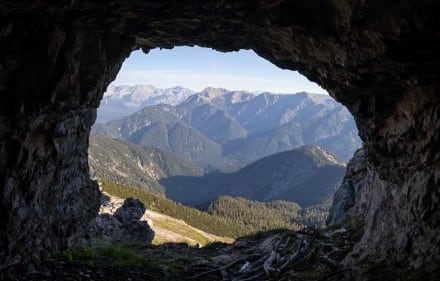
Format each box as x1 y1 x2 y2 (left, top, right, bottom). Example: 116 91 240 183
111 46 328 95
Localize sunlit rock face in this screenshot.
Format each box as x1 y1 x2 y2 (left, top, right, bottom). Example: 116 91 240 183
327 148 368 226
0 0 439 270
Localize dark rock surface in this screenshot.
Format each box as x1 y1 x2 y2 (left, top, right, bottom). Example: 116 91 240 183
0 0 439 272
113 198 146 224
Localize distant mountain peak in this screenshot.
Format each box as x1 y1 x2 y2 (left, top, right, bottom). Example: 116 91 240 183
97 85 194 123
298 145 345 166
314 146 345 165
104 84 156 97
200 87 229 97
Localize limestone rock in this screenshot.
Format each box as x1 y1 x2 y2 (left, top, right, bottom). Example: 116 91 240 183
91 214 124 243
89 197 154 245
327 148 368 225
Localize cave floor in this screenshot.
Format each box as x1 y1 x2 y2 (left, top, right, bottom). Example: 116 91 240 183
3 226 365 281
5 224 437 280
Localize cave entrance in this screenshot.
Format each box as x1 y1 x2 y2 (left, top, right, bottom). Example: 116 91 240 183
2 1 438 273
90 46 361 246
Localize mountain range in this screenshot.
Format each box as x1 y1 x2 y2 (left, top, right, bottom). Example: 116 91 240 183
165 145 346 207
93 87 361 168
89 135 345 208
97 84 194 123
89 85 355 238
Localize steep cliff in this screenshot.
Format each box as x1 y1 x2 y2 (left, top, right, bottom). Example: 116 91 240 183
0 0 439 272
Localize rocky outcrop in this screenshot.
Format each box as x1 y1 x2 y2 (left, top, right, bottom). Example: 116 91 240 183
327 148 368 225
89 196 154 245
0 0 439 272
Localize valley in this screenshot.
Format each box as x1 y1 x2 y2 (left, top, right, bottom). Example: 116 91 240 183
89 85 359 244
100 181 330 238
164 145 345 207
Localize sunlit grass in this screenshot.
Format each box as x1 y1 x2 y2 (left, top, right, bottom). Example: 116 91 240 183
149 214 234 246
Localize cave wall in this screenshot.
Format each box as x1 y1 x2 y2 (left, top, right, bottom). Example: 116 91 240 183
347 85 440 268
0 5 135 267
1 0 439 269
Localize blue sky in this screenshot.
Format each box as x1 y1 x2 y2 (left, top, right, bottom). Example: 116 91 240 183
112 46 327 94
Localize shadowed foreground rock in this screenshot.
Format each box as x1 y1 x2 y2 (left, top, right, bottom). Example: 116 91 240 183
0 0 439 274
3 228 359 281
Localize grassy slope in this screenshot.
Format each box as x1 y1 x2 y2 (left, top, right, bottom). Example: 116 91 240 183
145 209 234 246
101 182 251 238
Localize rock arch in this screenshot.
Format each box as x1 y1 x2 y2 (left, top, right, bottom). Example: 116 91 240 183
1 0 439 270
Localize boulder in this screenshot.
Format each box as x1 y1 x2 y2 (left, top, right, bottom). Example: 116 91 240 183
114 197 146 224
89 197 154 245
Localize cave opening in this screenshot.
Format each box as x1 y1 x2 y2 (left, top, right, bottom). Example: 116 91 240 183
89 46 361 247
